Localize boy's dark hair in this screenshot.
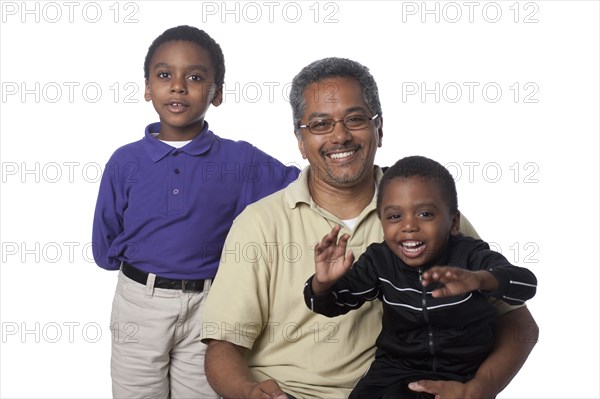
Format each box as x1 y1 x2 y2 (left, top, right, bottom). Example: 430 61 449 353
376 156 458 216
143 25 225 87
289 57 382 139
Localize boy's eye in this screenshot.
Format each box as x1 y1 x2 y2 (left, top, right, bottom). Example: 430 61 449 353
418 211 434 218
158 72 170 79
188 75 203 82
386 213 401 221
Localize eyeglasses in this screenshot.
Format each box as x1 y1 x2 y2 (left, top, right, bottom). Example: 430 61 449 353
299 114 379 135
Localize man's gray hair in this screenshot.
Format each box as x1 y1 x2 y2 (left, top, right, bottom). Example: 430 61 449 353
289 57 382 139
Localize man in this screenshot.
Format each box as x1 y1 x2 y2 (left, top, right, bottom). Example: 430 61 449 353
201 58 538 399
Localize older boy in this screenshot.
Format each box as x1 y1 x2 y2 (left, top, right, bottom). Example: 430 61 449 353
306 156 537 399
92 26 298 398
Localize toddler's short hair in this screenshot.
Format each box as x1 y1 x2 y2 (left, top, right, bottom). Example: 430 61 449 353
377 156 458 216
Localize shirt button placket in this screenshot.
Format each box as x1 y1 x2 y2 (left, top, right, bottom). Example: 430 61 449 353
168 151 184 212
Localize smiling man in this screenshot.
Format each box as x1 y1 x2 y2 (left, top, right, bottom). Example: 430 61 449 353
201 57 538 399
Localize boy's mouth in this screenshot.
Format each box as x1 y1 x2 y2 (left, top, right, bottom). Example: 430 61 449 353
167 101 189 113
399 240 426 258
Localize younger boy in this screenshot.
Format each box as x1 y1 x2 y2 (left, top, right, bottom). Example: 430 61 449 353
304 155 537 399
92 26 299 398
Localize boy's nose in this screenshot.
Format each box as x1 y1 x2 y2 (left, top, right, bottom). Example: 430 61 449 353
401 218 419 233
170 78 187 94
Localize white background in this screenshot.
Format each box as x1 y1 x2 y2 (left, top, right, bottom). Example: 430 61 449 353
1 1 598 398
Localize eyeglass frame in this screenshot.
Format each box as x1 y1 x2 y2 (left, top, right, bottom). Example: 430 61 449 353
298 114 380 135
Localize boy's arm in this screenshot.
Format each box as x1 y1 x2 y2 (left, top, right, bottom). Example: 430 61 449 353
486 262 537 305
204 340 287 399
420 267 500 298
421 237 537 304
242 146 300 206
91 158 124 270
304 240 380 318
467 238 537 304
409 306 538 398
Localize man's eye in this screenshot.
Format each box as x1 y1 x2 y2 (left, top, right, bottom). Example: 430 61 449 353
311 120 332 129
345 115 367 126
346 115 366 122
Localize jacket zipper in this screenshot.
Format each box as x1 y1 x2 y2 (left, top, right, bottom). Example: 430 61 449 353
419 268 437 372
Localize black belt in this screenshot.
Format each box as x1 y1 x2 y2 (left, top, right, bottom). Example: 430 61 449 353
121 262 208 292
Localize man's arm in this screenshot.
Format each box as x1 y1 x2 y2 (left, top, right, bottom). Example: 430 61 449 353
204 339 287 399
409 306 539 399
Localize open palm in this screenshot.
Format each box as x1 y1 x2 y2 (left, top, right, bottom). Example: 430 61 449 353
313 225 355 293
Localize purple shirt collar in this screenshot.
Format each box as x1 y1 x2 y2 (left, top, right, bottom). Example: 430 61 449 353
143 121 215 162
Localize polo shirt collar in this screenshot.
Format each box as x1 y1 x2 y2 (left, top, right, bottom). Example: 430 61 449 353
285 165 384 212
143 121 215 162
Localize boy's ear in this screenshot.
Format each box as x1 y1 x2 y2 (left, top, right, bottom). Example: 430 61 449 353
450 211 461 236
144 80 151 102
211 86 223 107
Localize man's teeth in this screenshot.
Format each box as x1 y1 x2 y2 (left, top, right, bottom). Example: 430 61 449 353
329 151 354 159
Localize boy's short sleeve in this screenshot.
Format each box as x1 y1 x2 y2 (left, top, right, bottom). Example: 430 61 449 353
240 145 299 210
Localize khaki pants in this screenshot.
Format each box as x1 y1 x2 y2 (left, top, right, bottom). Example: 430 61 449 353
110 270 218 399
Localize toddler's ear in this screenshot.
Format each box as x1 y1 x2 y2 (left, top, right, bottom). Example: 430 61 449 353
144 80 151 102
450 211 461 236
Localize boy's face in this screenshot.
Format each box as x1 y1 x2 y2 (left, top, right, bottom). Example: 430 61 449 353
145 40 222 140
379 176 460 268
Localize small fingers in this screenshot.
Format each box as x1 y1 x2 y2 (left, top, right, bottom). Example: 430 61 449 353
423 267 458 283
343 250 355 270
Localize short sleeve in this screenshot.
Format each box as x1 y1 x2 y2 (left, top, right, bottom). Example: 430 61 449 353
201 210 271 350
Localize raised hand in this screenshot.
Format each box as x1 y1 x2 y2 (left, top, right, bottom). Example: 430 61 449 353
312 225 355 295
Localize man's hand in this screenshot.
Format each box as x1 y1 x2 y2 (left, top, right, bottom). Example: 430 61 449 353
421 267 498 298
205 340 290 399
244 379 288 399
408 379 486 399
312 225 354 294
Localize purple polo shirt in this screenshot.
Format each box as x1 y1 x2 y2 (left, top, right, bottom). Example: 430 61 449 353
92 122 299 279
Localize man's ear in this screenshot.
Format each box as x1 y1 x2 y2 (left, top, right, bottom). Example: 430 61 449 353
211 86 223 107
144 80 151 102
376 116 383 147
297 133 307 159
450 211 461 236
